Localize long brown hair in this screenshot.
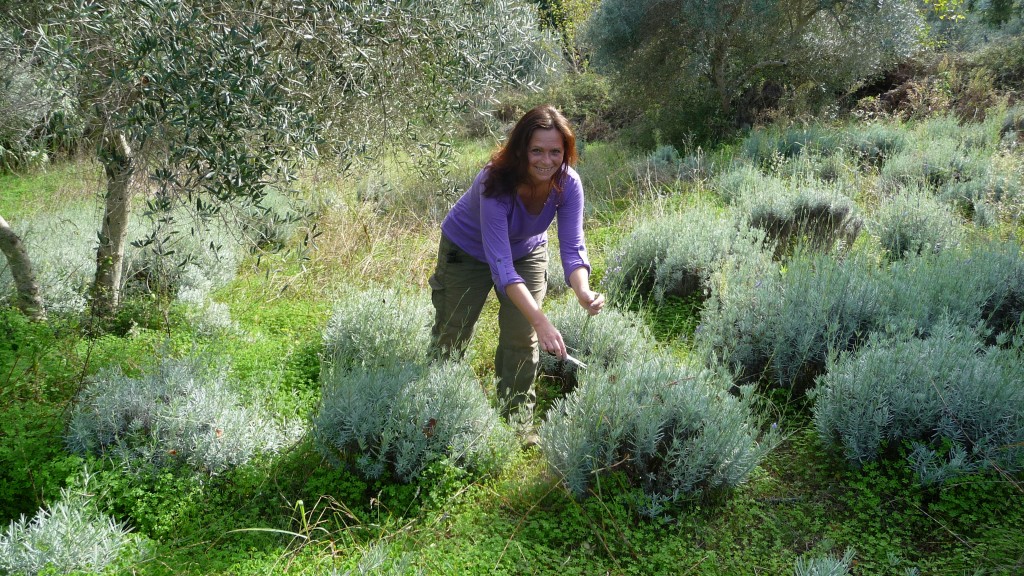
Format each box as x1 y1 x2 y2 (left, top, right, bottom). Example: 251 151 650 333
483 104 578 198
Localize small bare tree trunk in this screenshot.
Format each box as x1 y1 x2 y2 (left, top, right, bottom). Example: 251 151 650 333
0 213 46 321
90 131 135 318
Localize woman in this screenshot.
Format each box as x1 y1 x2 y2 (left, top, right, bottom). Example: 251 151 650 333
428 104 604 419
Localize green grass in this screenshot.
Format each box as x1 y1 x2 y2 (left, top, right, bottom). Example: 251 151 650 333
0 161 100 216
1 116 1023 575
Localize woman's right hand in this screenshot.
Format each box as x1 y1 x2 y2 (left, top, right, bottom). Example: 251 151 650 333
534 315 567 359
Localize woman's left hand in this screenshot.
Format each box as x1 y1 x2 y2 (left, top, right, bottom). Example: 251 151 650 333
576 290 605 316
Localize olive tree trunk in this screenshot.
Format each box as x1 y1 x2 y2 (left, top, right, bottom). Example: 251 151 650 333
0 213 46 321
89 131 135 318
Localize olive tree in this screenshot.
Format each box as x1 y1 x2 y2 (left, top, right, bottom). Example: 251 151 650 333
584 0 922 134
1 0 551 318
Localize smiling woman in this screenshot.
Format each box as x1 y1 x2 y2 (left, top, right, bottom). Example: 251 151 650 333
426 104 605 422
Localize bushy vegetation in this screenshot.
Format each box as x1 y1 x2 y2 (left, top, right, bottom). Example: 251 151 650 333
313 360 515 483
321 286 432 372
0 202 244 316
539 296 654 390
5 9 1024 568
0 476 136 576
540 355 780 507
602 204 770 305
871 184 965 259
66 355 300 475
813 322 1024 484
697 238 1024 391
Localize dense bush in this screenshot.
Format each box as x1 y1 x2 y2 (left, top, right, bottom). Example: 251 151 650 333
0 204 244 316
602 205 770 305
313 361 515 482
540 354 780 506
0 478 135 575
878 115 1003 197
0 206 100 314
871 184 965 260
887 240 1024 343
697 250 887 390
66 355 299 474
841 123 908 168
813 322 1024 485
793 548 855 576
698 239 1024 391
741 125 841 166
321 286 431 372
737 177 863 257
539 297 655 391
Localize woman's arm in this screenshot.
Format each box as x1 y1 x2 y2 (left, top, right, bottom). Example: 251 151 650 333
505 282 567 359
569 267 605 316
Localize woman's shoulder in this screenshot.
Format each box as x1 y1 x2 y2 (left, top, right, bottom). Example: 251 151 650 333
560 165 582 191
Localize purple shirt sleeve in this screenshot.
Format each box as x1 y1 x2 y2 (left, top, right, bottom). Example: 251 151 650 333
555 170 591 287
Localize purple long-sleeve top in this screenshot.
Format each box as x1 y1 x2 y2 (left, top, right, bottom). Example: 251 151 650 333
440 165 591 296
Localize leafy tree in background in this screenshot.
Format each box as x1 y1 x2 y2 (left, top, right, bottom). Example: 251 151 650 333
0 0 551 319
583 0 923 143
531 0 601 69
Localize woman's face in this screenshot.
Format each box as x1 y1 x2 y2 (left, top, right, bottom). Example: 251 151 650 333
525 128 565 186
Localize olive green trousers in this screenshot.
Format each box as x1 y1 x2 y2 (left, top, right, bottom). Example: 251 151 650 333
427 234 548 417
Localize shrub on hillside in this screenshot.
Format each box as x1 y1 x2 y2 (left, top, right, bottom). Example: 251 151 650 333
66 355 298 474
841 123 907 168
0 204 244 316
741 125 840 167
0 206 100 314
737 178 863 257
539 298 655 391
540 354 780 506
602 205 770 305
793 549 856 576
813 322 1024 485
0 479 135 576
887 240 1024 343
698 239 1024 391
879 115 1001 195
123 211 242 300
322 286 431 372
313 361 515 482
871 184 965 260
697 250 888 391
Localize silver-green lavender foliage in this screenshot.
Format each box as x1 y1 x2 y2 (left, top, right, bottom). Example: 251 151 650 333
697 239 1024 389
0 482 134 576
842 123 907 167
0 205 102 314
539 297 655 389
0 203 242 315
871 184 965 260
322 286 431 372
723 168 862 257
66 356 299 474
879 116 993 192
603 204 770 305
122 208 242 299
813 321 1024 485
313 361 516 483
697 249 888 389
540 354 780 503
331 540 423 576
793 548 856 576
